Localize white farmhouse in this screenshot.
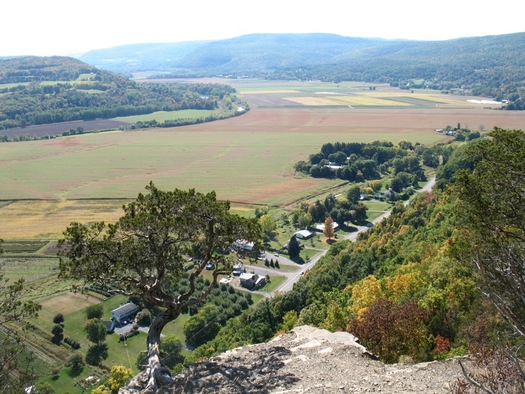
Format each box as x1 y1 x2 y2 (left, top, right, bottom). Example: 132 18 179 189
111 302 139 325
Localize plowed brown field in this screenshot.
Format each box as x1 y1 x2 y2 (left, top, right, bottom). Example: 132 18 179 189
2 80 525 239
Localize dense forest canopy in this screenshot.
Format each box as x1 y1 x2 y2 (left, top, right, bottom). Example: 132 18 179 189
0 56 246 131
80 32 525 109
187 130 525 393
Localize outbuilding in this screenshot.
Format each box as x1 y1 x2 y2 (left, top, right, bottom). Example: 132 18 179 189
111 302 139 325
294 230 314 240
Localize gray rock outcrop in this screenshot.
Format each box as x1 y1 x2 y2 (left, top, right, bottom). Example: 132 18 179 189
121 325 469 393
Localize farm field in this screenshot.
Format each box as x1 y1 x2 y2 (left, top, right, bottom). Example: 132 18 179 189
2 79 525 240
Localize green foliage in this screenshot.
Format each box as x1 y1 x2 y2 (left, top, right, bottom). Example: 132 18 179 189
259 214 277 241
346 185 361 204
135 309 152 326
0 56 243 133
453 128 525 340
84 319 107 344
85 343 109 366
299 141 427 185
279 310 298 333
184 304 221 348
85 304 104 320
161 336 185 370
66 353 84 377
0 245 41 392
287 235 301 260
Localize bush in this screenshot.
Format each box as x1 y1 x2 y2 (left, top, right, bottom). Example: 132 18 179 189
135 309 152 326
64 336 81 349
51 324 64 345
67 353 84 377
118 329 139 342
85 304 104 320
52 313 64 324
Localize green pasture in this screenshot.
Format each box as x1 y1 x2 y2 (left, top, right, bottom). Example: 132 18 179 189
0 126 442 201
115 109 218 123
0 256 59 282
229 79 388 93
41 364 100 394
2 78 517 240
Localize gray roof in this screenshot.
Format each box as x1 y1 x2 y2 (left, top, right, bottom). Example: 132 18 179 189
111 302 139 317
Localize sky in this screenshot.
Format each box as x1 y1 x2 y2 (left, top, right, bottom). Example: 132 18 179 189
2 0 524 57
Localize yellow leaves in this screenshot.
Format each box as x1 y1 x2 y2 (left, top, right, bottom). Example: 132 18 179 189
398 224 410 235
349 275 385 318
106 365 134 391
385 262 426 302
349 264 429 319
321 301 347 332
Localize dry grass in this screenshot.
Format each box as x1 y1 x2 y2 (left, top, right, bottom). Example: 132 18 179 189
2 79 525 240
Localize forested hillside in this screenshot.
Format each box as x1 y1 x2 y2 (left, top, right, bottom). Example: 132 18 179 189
0 56 247 132
81 32 525 109
187 130 525 393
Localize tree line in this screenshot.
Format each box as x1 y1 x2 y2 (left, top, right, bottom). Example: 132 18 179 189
0 80 238 130
0 56 242 130
294 140 454 194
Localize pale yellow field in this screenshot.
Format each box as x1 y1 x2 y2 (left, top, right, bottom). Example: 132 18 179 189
285 95 412 106
3 79 524 240
1 200 127 239
0 199 260 239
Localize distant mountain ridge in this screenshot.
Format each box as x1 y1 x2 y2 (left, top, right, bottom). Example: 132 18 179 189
79 32 525 106
79 34 383 73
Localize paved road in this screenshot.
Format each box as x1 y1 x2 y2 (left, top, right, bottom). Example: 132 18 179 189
276 177 436 294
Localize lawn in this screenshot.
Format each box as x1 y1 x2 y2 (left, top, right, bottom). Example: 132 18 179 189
115 109 218 123
3 79 524 241
259 275 287 293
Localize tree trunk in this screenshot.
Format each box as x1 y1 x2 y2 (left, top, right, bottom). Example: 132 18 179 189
142 308 180 392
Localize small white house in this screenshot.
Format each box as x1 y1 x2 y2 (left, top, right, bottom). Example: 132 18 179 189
294 229 314 240
315 221 340 232
111 302 139 325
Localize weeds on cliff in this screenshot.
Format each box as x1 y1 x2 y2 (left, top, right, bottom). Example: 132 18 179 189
452 311 525 394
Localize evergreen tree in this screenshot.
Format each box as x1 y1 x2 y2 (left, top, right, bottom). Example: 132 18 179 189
288 235 301 260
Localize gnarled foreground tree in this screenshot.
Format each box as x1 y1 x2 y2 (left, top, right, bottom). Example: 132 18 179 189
453 128 525 391
58 183 261 391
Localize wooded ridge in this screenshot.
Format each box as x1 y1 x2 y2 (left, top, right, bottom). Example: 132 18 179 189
0 57 245 132
80 32 525 107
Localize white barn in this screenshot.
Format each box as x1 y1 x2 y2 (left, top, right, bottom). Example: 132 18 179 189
111 302 139 325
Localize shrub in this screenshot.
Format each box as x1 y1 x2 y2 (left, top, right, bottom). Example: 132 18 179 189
135 309 152 326
51 324 64 345
67 353 84 377
64 336 81 349
52 313 64 324
85 304 104 320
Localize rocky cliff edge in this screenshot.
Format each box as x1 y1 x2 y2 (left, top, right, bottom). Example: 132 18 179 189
121 325 469 393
